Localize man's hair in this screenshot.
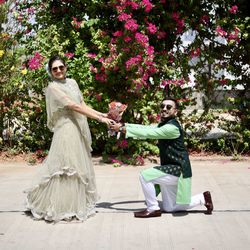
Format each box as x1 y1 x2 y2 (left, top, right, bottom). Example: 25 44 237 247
162 97 179 109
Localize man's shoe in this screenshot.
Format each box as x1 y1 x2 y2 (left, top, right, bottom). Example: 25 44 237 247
203 191 213 215
134 209 162 218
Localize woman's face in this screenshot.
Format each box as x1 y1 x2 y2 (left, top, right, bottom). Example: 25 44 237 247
51 60 66 80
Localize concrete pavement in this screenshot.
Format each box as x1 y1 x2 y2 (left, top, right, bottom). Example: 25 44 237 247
0 156 250 250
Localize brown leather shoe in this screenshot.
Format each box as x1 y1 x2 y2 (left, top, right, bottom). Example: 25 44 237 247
203 191 213 215
134 209 162 218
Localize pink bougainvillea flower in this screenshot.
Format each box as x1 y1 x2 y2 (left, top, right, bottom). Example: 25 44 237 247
98 57 104 63
135 155 144 165
142 0 153 13
28 52 43 70
147 23 157 34
160 79 168 88
72 17 81 29
124 36 132 42
129 1 140 10
118 12 132 21
172 12 180 21
87 53 96 58
111 158 123 165
95 93 102 102
146 45 154 56
117 139 128 149
218 79 228 85
125 55 142 70
124 19 138 31
89 64 98 73
157 31 167 39
64 52 74 58
215 26 227 37
228 5 238 14
227 27 241 43
200 15 209 24
95 73 107 82
147 65 157 74
0 0 5 4
113 30 123 37
190 48 201 58
176 19 185 34
172 12 185 34
135 32 149 46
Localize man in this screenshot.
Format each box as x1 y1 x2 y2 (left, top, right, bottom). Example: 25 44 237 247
111 97 213 218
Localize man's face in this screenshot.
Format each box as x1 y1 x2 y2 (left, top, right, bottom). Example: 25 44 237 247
160 100 177 120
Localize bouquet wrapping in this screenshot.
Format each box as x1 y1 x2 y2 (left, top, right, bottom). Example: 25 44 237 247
107 101 127 137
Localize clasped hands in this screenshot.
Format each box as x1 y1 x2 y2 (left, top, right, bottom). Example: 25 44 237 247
99 114 124 133
109 121 124 133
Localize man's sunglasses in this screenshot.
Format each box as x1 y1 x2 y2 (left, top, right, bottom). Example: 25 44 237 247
52 65 65 72
160 104 174 110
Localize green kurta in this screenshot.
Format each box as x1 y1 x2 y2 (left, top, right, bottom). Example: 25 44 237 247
125 120 192 204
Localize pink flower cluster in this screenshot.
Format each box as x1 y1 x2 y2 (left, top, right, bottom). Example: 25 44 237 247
218 79 229 85
142 0 153 13
64 52 74 58
113 30 123 37
147 22 157 34
117 139 128 149
228 27 241 43
72 17 81 29
95 93 102 102
216 26 241 43
87 53 97 59
160 78 185 88
157 31 166 39
135 155 144 166
200 15 209 25
148 114 160 122
124 19 138 32
28 52 43 70
190 48 201 58
135 32 149 46
95 73 107 82
126 55 143 70
228 5 238 14
111 158 124 166
118 12 131 21
172 12 185 34
215 26 227 37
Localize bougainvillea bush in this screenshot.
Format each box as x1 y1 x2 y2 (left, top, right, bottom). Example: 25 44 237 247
0 0 249 162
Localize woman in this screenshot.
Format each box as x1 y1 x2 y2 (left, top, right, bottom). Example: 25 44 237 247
25 55 114 222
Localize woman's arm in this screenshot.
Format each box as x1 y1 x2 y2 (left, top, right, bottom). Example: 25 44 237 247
68 102 112 125
48 84 113 125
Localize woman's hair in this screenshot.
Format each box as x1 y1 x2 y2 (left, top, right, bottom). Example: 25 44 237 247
48 55 66 73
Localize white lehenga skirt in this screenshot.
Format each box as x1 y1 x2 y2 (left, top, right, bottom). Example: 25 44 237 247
25 121 99 222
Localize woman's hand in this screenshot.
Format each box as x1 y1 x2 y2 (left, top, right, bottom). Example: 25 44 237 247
100 117 115 126
100 113 108 118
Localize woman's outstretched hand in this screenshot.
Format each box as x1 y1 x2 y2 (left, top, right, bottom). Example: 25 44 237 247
101 117 115 126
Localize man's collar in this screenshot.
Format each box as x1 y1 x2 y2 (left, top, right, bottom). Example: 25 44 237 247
158 117 175 127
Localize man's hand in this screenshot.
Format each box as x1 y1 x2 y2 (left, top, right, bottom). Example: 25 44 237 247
110 122 123 132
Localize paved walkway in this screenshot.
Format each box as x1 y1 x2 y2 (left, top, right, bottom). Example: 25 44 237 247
0 156 250 250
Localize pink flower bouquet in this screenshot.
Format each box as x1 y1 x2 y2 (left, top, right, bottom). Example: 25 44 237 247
107 101 127 136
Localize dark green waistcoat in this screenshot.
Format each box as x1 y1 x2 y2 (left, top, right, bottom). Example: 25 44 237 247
154 118 192 178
